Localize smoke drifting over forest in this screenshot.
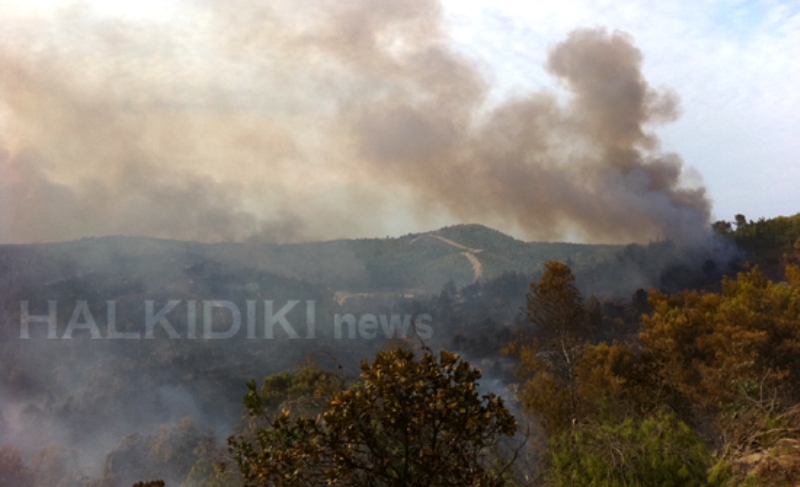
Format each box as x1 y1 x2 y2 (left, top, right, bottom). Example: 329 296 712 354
0 0 710 245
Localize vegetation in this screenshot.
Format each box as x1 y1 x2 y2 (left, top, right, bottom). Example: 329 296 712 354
3 215 800 485
548 409 712 486
714 212 800 279
507 257 800 485
505 261 594 435
229 348 518 486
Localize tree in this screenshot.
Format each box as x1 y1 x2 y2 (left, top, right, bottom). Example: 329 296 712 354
641 265 800 460
229 348 518 486
506 261 593 433
721 212 800 278
785 236 800 267
505 262 800 485
712 220 733 235
642 266 800 413
735 214 748 229
239 357 347 419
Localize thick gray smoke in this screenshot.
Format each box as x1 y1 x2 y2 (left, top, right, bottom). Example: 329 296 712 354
0 0 710 245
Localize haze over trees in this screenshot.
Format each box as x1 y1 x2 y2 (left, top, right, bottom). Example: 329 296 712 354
1 0 797 482
1 214 800 486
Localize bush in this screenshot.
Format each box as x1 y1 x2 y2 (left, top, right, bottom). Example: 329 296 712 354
548 409 713 487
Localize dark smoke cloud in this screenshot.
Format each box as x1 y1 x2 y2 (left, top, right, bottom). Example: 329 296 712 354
0 0 710 245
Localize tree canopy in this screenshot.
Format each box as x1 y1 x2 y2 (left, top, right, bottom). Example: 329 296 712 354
505 261 594 434
507 261 800 486
229 348 518 487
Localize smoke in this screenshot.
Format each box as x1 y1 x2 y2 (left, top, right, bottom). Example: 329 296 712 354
0 0 710 245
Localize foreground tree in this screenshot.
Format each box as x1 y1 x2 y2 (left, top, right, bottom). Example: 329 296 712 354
229 348 518 486
506 261 594 434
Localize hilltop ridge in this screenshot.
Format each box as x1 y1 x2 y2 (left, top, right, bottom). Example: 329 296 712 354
0 224 622 297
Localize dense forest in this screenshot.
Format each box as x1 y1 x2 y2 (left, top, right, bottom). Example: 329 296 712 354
1 213 800 486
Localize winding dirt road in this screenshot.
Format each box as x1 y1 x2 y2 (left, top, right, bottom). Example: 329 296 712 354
411 234 484 282
460 251 483 281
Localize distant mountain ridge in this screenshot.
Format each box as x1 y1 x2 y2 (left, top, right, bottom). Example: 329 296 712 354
0 224 621 299
2 216 798 487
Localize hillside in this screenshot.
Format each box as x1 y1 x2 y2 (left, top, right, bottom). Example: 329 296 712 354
0 224 622 301
2 216 799 486
1 223 622 485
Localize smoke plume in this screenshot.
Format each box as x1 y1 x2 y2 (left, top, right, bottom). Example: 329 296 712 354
0 0 710 245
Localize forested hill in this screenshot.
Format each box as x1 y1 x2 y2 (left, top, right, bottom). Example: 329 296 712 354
0 223 620 299
3 214 799 326
1 215 799 486
0 224 624 487
713 212 800 279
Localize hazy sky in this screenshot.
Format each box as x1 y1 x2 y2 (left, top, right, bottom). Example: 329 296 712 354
1 0 797 245
442 0 800 224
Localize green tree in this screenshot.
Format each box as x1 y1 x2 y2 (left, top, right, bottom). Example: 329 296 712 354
229 348 518 486
720 212 800 278
735 214 749 229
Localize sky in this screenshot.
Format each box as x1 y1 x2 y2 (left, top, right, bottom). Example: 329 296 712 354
0 0 798 245
442 0 800 223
